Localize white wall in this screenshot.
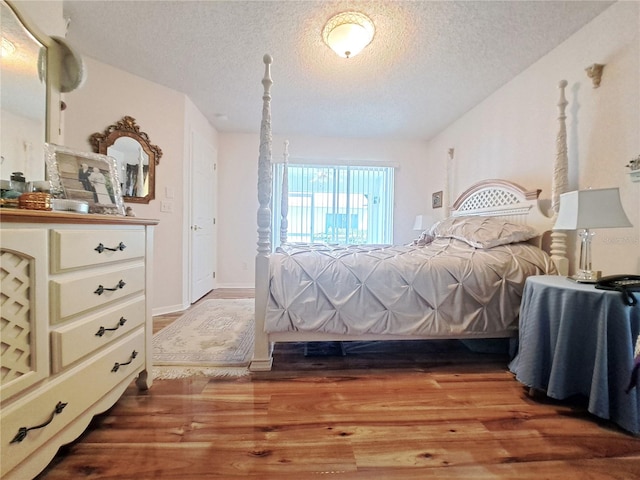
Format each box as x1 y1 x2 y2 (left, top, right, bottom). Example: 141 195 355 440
423 1 639 275
217 133 430 287
63 57 217 313
1 110 44 180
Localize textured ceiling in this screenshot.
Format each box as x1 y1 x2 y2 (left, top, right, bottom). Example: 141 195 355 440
62 0 613 141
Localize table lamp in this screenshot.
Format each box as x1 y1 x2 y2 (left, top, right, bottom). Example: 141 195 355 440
553 187 632 282
413 214 431 231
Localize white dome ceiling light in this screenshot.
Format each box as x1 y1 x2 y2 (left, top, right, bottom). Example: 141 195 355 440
322 11 375 59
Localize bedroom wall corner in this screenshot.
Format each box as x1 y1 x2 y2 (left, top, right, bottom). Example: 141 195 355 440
62 56 189 312
421 1 639 275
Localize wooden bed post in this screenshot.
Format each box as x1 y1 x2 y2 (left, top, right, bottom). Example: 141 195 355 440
251 54 274 371
280 140 289 245
550 80 569 275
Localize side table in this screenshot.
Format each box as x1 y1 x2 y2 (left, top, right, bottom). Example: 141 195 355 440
509 275 640 434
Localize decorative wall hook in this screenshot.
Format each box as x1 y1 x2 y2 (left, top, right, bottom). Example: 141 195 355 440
585 63 605 88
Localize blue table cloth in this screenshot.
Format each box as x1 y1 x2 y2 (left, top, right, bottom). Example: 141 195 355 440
509 275 640 434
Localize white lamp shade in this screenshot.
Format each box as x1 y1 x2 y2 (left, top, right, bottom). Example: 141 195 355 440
553 188 632 230
413 214 431 231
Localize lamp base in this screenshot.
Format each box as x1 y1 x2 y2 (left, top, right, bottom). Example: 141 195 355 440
568 270 602 284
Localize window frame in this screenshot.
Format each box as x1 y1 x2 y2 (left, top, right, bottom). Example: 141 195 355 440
272 160 395 248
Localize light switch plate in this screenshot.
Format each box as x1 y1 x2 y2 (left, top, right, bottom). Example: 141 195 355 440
161 200 173 213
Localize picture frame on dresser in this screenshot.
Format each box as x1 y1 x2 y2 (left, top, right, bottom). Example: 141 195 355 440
45 143 126 215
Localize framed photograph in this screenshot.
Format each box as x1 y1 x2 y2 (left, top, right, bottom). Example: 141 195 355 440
45 143 125 215
432 190 443 209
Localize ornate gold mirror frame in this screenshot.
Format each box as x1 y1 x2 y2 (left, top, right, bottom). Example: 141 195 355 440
90 116 162 204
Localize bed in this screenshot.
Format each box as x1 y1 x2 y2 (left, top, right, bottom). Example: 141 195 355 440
250 55 570 371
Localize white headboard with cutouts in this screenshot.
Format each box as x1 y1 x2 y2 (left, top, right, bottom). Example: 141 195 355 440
451 179 553 234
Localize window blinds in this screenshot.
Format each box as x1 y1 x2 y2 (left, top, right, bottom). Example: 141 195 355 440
272 163 394 247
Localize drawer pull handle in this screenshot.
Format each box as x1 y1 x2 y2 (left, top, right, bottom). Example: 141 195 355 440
111 350 138 372
10 401 68 444
94 280 126 295
95 242 127 253
96 317 127 337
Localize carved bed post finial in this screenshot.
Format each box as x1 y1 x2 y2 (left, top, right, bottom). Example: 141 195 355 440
550 80 569 275
445 148 454 217
252 54 275 371
280 140 289 245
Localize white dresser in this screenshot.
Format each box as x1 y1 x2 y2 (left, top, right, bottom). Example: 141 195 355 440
0 210 157 479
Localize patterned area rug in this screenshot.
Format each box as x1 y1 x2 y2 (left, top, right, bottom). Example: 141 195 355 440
152 298 254 379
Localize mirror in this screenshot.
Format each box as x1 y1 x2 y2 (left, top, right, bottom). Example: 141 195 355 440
0 0 48 183
90 116 162 204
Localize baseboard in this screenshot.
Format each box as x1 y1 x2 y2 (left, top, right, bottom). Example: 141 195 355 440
213 283 255 289
152 303 188 316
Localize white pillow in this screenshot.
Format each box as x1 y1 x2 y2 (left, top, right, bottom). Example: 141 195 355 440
431 215 538 249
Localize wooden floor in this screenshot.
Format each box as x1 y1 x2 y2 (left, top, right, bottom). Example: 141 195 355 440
37 289 640 479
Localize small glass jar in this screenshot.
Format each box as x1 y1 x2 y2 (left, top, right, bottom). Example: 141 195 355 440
10 172 27 193
28 180 51 193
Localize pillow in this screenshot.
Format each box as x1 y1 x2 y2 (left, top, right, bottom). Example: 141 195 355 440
431 215 539 249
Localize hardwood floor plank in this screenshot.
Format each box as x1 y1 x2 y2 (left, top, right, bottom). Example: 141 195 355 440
350 425 631 467
36 289 640 479
40 441 358 478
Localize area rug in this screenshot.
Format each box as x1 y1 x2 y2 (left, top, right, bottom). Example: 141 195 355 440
152 298 254 379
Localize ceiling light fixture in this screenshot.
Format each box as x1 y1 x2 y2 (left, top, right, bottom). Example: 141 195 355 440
322 11 375 59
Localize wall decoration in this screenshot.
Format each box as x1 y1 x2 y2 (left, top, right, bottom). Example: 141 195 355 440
432 190 443 209
90 116 162 204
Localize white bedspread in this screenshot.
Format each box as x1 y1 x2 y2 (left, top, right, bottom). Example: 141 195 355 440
266 238 557 336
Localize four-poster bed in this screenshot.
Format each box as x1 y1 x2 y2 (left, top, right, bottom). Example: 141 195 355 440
251 54 569 372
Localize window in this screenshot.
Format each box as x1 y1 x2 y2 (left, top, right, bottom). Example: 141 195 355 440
272 163 394 246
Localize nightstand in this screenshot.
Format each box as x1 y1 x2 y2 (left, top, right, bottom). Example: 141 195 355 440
509 275 640 434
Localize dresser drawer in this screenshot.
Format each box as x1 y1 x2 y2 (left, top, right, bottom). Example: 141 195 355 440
51 296 146 373
0 329 144 476
50 263 145 324
50 228 145 273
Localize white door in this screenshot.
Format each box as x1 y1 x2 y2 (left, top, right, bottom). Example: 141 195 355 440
189 130 217 303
